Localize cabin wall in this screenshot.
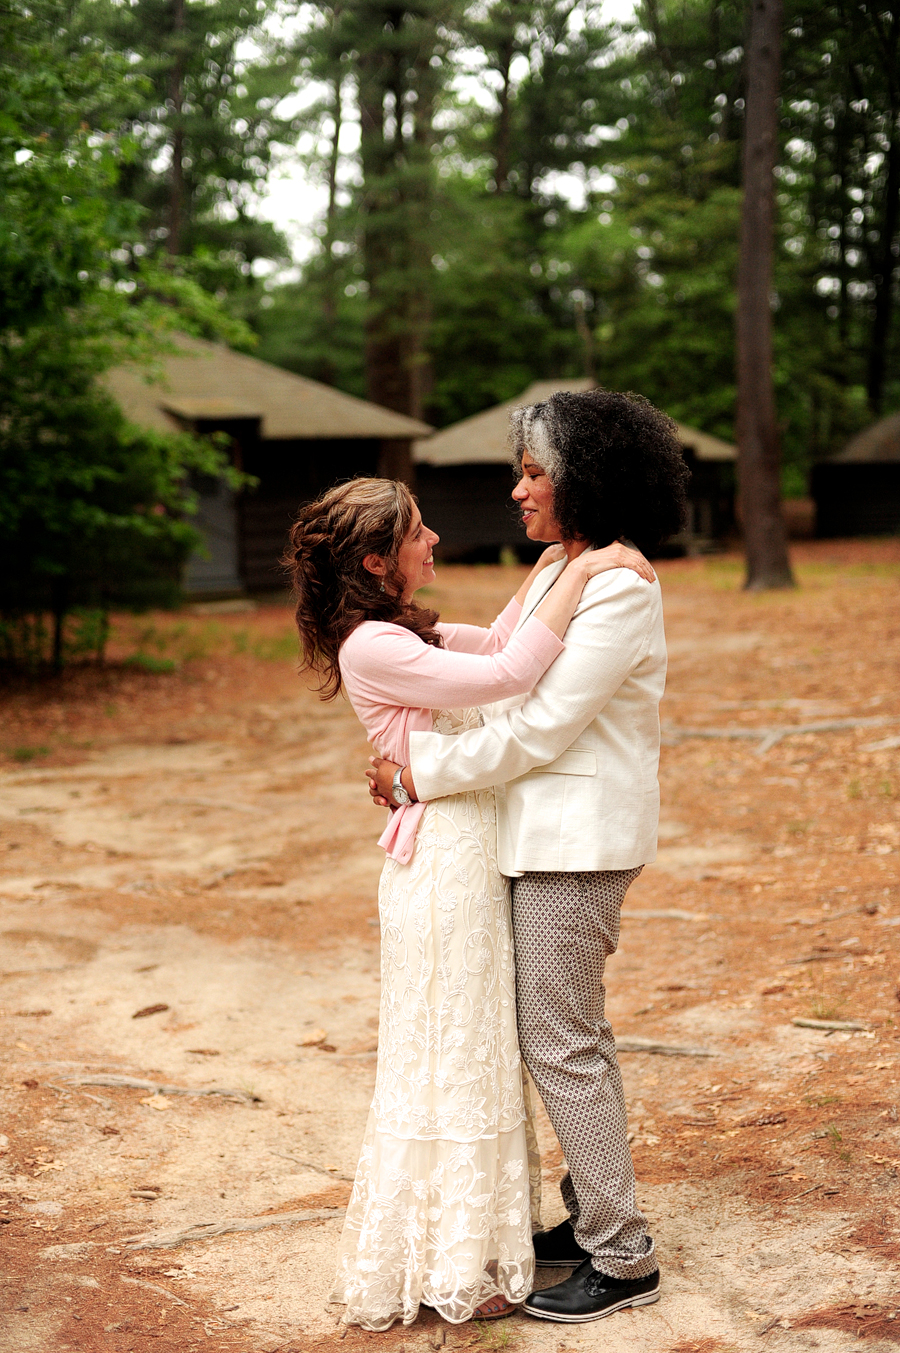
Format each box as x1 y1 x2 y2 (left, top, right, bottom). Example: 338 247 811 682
812 463 900 537
184 478 243 595
238 438 382 591
416 456 737 561
182 415 260 598
682 454 736 544
415 464 527 561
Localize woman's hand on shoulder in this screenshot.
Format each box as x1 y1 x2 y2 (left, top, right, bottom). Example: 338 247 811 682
535 543 567 571
568 542 656 586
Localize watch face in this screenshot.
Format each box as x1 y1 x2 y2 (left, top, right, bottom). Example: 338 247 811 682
394 786 410 806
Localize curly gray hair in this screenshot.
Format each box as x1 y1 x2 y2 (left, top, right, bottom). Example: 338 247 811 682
507 388 690 551
508 403 562 481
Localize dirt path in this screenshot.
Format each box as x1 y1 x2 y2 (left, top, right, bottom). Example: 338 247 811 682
1 543 899 1353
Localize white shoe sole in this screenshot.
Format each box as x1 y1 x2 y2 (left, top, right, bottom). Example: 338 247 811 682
533 1257 589 1268
523 1288 660 1323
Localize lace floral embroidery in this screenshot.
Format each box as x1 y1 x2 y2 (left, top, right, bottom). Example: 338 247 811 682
330 708 538 1330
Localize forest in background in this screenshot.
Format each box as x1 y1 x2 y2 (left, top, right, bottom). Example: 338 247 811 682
2 0 899 602
27 0 894 496
252 0 900 499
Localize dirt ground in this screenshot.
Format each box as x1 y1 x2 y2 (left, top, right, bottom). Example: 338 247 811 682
1 540 899 1353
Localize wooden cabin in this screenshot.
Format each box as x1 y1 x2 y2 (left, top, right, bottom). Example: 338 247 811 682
812 413 900 537
105 335 431 595
674 424 737 545
413 381 736 558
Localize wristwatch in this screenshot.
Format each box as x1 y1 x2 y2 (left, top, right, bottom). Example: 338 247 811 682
391 765 412 807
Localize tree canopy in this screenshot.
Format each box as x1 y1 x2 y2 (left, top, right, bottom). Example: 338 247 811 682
3 0 899 664
247 0 899 493
0 0 249 670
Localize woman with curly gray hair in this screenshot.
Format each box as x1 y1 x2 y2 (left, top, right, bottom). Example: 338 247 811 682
285 473 655 1331
369 389 689 1326
509 387 688 555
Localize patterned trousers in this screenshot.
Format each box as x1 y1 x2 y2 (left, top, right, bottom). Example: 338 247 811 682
511 868 656 1280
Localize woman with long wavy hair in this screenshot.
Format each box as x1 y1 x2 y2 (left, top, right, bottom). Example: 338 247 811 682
284 476 653 1331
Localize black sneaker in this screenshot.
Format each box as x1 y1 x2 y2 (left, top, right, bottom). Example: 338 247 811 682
523 1259 660 1323
532 1219 592 1268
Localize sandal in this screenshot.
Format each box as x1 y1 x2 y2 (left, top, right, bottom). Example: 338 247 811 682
472 1295 518 1321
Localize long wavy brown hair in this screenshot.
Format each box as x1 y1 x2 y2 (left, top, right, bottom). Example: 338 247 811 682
284 477 442 701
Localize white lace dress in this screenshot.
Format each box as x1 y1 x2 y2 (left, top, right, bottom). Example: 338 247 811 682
330 708 539 1330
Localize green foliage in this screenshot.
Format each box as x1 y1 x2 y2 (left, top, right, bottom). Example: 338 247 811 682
457 0 617 197
428 181 583 424
120 615 298 665
0 333 237 668
4 0 899 650
253 267 369 398
255 0 899 493
0 0 250 673
123 653 178 673
92 0 299 286
10 745 51 763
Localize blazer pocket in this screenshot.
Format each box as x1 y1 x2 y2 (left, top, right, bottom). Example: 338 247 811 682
536 748 597 776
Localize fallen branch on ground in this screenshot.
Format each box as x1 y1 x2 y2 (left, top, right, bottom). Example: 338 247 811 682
270 1151 354 1182
120 1275 187 1304
124 1207 343 1250
623 909 711 922
662 716 895 755
163 796 266 815
861 734 900 752
792 1018 869 1032
66 1074 260 1102
616 1036 714 1058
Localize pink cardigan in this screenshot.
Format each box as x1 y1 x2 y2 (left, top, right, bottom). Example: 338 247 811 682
338 599 564 863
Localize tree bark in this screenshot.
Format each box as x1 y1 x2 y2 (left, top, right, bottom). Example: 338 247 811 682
359 39 409 416
866 111 899 417
862 2 900 417
325 72 343 255
494 30 514 191
574 295 595 382
166 0 186 256
357 5 435 423
735 0 794 589
317 71 343 387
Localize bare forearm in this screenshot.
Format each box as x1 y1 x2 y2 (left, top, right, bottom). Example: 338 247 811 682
514 543 655 637
531 563 587 638
513 564 547 607
512 547 565 606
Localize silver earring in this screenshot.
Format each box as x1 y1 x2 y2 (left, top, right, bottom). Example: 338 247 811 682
379 580 385 593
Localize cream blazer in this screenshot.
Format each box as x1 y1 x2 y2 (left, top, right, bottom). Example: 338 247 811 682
408 561 667 876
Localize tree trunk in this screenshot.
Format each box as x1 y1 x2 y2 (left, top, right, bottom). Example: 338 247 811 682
51 587 67 674
574 295 596 382
325 72 343 255
317 71 343 387
167 0 186 256
494 35 514 191
359 41 409 415
735 0 794 589
357 5 436 423
862 2 900 417
866 121 899 417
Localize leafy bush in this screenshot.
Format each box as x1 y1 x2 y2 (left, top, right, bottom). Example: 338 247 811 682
0 0 251 673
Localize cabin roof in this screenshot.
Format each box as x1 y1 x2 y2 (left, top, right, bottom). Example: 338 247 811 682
414 380 736 465
674 423 736 462
104 334 432 441
831 411 900 463
414 380 594 466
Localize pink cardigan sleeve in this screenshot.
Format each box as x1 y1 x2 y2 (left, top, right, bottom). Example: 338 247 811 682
342 613 563 710
437 598 522 655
